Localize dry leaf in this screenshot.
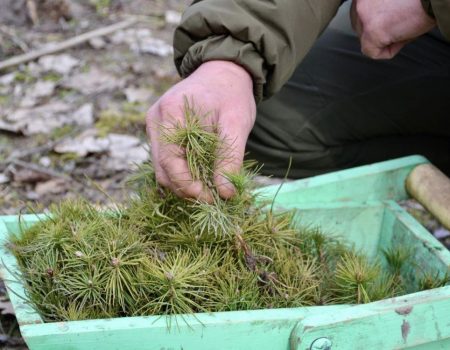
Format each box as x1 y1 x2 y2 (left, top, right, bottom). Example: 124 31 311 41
62 68 125 95
124 87 153 103
38 54 80 75
0 297 15 316
35 178 69 196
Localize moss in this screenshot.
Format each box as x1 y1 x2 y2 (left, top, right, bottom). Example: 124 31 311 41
50 125 74 140
42 72 62 82
0 95 10 105
95 103 146 137
14 70 37 84
90 0 111 15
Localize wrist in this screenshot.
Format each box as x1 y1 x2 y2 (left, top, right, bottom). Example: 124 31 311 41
195 60 253 90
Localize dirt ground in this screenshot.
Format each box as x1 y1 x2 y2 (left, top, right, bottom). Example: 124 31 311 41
0 1 449 349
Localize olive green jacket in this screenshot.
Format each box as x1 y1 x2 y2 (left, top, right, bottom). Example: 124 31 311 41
174 0 450 103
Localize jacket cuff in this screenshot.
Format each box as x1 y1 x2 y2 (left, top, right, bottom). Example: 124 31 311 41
421 0 435 17
174 35 266 104
425 0 450 40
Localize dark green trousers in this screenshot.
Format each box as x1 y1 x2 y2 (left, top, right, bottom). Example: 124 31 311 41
247 2 450 178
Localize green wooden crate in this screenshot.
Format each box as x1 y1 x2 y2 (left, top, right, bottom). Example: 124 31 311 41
1 155 450 350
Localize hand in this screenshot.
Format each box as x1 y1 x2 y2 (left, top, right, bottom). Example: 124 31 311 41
146 60 256 202
351 0 436 59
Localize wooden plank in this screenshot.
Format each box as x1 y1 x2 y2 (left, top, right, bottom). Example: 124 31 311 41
0 219 43 325
21 306 348 350
378 202 450 288
287 202 385 260
256 155 428 205
0 19 138 71
291 286 450 350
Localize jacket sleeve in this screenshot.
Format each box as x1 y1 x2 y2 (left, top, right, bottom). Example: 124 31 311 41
173 0 341 103
421 0 450 40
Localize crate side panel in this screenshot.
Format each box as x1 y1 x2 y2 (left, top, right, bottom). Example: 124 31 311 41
293 286 450 350
256 156 427 205
378 202 450 288
290 204 384 259
21 306 347 350
2 214 47 238
0 219 43 325
409 340 450 350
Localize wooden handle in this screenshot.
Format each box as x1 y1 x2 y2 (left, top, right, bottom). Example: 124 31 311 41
406 163 450 231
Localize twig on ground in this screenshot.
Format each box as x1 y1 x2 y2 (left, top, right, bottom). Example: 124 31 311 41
0 126 82 168
26 0 40 26
0 25 29 53
0 18 138 72
10 159 73 181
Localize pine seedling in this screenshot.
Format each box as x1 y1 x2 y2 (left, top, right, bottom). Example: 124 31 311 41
382 246 412 276
266 248 321 308
207 257 261 311
190 198 239 238
223 160 262 204
366 273 401 301
298 228 349 265
58 265 106 312
417 271 450 291
239 211 301 255
160 97 221 187
331 253 381 304
99 223 149 312
136 249 218 318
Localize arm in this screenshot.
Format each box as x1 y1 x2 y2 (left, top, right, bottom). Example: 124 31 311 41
147 0 341 201
174 0 342 102
351 0 445 60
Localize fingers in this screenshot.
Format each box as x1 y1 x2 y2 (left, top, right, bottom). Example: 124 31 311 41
213 114 251 199
146 105 171 188
360 33 408 59
351 0 409 60
146 99 213 202
146 60 256 202
159 143 213 202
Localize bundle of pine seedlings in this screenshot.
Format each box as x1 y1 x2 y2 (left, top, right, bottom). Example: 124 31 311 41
6 100 446 323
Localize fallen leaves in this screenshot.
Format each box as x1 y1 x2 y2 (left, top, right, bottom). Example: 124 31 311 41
0 173 9 184
35 178 69 196
38 54 80 75
124 87 153 103
54 129 148 170
54 128 109 156
110 28 173 57
12 167 50 184
0 296 14 316
62 67 125 95
20 80 56 107
72 103 94 126
1 101 75 134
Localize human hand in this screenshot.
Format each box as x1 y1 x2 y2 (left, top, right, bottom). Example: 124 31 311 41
146 60 256 202
351 0 436 59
